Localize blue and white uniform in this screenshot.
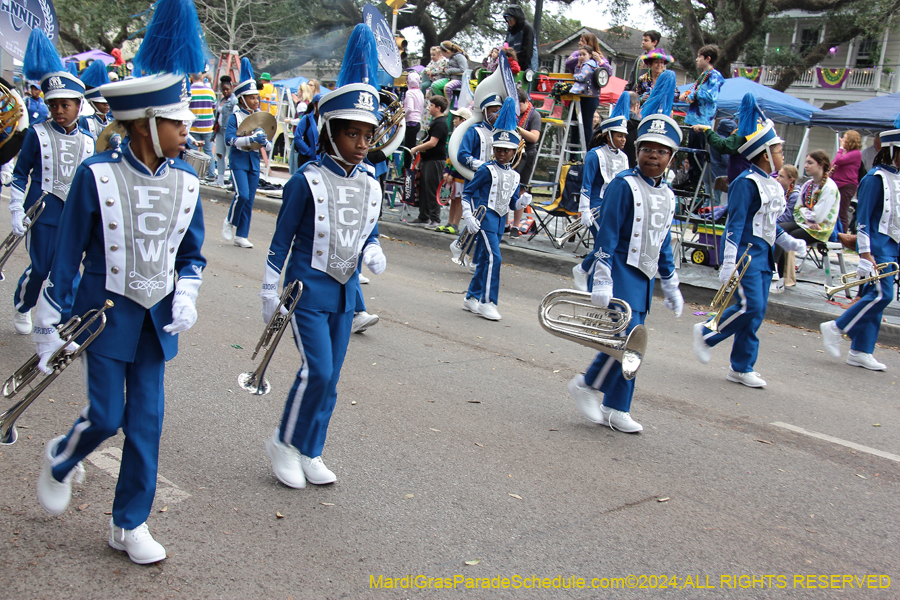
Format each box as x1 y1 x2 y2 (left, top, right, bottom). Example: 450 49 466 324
698 163 786 372
834 165 900 352
578 145 629 274
11 120 94 316
225 106 266 239
32 138 206 529
457 121 494 176
584 167 677 411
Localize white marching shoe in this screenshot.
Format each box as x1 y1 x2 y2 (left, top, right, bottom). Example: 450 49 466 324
572 265 589 292
820 320 843 359
846 351 886 371
265 430 306 489
36 436 84 516
108 520 167 564
13 310 32 335
727 369 767 388
693 322 711 364
599 406 643 433
233 236 253 248
222 218 233 241
300 455 337 485
358 274 370 284
568 375 603 424
462 297 480 314
351 311 379 334
478 302 501 321
468 262 478 274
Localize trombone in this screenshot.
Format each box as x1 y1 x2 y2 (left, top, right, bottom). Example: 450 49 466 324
824 262 899 299
538 289 648 379
238 280 303 395
0 200 45 281
554 207 599 246
450 205 486 267
706 244 752 333
1 300 114 445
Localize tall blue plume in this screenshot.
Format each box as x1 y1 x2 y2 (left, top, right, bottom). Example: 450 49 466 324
23 29 64 81
609 90 631 120
66 61 79 77
493 96 518 132
893 111 900 129
133 0 209 75
737 93 763 137
80 59 110 89
240 57 254 83
640 70 676 119
336 24 380 91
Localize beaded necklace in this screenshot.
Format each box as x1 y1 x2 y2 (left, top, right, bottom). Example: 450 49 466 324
687 68 713 101
801 178 823 209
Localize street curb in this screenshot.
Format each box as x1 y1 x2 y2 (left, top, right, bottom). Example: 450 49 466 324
203 184 900 348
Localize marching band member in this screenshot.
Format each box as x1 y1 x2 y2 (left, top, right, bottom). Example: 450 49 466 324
10 30 94 335
572 92 631 291
460 97 527 321
30 0 207 563
820 116 900 371
223 57 272 248
78 59 112 140
567 70 684 433
261 25 386 489
692 94 806 387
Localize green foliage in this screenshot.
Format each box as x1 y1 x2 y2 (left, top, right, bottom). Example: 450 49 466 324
54 0 149 54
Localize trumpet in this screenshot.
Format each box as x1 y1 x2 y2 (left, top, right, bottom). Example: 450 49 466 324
707 244 752 333
1 300 113 445
450 205 486 267
538 289 648 380
0 200 45 282
824 262 899 299
238 280 303 395
554 207 599 246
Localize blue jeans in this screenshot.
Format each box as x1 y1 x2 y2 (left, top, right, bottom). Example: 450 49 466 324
190 131 215 179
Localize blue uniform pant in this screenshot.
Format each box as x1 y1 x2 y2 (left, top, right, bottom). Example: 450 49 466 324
835 269 895 354
280 308 353 457
50 316 165 530
466 229 502 305
701 269 771 373
584 308 645 413
15 222 79 319
355 264 366 313
579 222 601 273
227 167 260 238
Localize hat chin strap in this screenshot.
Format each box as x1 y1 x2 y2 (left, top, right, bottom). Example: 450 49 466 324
149 116 165 159
324 120 350 166
61 98 84 129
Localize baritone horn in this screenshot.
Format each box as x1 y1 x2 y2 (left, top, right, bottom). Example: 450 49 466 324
238 280 303 395
450 205 486 267
1 300 114 445
824 262 899 299
538 289 647 379
369 90 406 159
554 206 599 246
0 81 23 151
706 244 752 333
0 198 45 281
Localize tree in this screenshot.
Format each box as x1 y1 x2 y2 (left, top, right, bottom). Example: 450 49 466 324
54 0 149 54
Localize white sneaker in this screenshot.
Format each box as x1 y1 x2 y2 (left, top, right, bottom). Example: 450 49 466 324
449 240 462 264
462 297 480 314
568 375 602 423
233 236 253 248
846 351 886 371
264 430 306 489
769 277 785 294
599 406 643 433
478 302 502 321
36 436 85 516
468 262 478 274
693 322 711 364
727 369 767 388
572 265 588 292
358 274 370 284
300 455 337 485
13 310 31 335
222 218 233 241
820 321 843 359
351 311 379 334
108 520 167 564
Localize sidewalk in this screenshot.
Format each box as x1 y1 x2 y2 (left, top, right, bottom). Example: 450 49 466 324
204 174 900 348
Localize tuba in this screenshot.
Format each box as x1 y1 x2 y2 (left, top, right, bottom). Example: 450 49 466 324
370 89 406 159
538 289 647 380
0 82 23 151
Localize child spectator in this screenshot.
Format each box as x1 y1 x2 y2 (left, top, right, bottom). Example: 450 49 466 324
410 95 449 227
437 107 472 235
403 71 425 149
423 46 449 96
482 47 500 73
571 45 601 150
440 41 469 103
503 47 521 75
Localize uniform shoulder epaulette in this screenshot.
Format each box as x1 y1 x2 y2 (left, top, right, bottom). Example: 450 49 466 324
168 156 197 174
83 150 123 167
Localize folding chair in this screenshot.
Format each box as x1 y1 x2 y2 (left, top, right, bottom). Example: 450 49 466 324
799 220 849 293
527 162 583 250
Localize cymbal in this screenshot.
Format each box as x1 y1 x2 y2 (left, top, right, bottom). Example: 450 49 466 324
96 121 128 153
236 111 277 150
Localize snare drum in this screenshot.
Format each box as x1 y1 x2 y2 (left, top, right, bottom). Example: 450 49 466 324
183 149 211 177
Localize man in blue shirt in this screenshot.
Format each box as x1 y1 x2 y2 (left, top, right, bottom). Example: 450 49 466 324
24 82 49 126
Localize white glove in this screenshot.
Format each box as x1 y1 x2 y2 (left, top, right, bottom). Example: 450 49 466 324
362 244 386 275
36 336 78 375
163 295 197 335
787 237 807 256
464 215 481 234
857 257 876 279
580 210 594 229
0 163 13 186
235 136 254 149
259 292 281 324
515 192 531 211
660 273 683 318
719 261 736 286
591 279 612 309
10 205 29 237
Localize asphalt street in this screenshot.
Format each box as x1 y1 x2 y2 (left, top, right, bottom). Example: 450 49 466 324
0 199 898 599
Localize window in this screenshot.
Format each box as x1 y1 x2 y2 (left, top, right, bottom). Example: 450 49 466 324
855 36 877 68
799 28 820 55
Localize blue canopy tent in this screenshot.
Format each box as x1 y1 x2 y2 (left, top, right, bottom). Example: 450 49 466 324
808 92 900 134
271 76 309 94
674 77 819 125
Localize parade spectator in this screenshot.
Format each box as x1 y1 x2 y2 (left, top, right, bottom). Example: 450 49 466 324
634 49 672 102
403 71 424 149
259 73 277 116
832 129 862 232
679 45 724 128
779 150 839 253
423 46 449 96
565 32 606 73
188 71 216 180
24 82 48 126
214 76 237 186
571 45 602 151
503 48 521 75
440 41 469 104
503 4 536 72
776 164 800 223
436 107 472 235
292 93 320 172
860 132 880 172
410 95 449 228
482 47 500 73
625 30 660 92
623 92 641 167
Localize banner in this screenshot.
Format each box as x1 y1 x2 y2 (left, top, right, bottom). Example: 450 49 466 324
816 68 848 88
0 0 58 62
733 67 761 82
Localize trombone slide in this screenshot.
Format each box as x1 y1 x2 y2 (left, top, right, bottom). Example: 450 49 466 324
451 206 486 267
